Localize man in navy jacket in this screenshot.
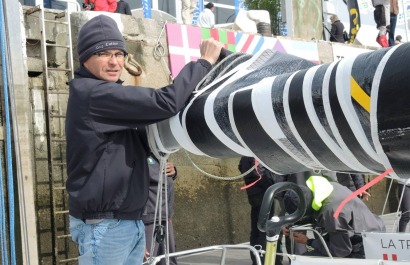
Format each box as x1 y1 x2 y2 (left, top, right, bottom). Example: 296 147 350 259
66 15 223 265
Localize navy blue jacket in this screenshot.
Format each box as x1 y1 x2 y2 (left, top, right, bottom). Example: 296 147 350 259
238 156 286 205
66 60 211 220
115 0 131 15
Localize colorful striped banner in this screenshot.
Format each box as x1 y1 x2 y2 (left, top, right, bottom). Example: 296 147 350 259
166 24 236 77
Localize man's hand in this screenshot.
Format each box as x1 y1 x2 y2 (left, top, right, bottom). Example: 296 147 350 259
144 248 150 261
199 38 224 65
360 191 371 201
282 226 290 236
283 227 309 245
293 232 309 245
165 162 176 176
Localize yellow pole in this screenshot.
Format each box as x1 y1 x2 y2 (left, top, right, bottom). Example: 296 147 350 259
264 240 277 265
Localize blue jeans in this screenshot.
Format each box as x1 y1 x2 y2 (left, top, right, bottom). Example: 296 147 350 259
69 216 145 265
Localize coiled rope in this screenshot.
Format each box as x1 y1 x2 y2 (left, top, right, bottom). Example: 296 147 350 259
153 21 173 82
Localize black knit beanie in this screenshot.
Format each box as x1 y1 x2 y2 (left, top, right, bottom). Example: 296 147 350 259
77 15 127 64
283 185 313 215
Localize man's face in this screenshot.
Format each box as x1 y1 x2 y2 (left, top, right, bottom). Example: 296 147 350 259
83 49 125 82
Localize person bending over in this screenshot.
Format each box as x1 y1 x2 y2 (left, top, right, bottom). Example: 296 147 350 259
283 175 385 258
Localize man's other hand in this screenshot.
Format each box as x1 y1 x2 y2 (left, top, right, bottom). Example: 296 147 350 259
199 38 224 65
166 162 176 176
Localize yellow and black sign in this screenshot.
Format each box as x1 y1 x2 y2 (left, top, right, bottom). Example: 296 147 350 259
346 0 361 43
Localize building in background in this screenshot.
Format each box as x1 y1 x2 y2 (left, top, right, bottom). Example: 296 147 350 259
17 0 239 25
16 0 410 49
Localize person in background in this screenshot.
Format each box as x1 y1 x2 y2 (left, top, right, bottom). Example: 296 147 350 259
115 0 131 15
238 157 286 265
372 0 390 47
283 175 385 258
397 180 410 232
336 173 370 200
66 15 223 265
197 2 215 28
143 155 178 265
395 35 402 45
181 0 197 24
329 14 345 43
389 0 399 47
282 172 313 256
83 0 117 12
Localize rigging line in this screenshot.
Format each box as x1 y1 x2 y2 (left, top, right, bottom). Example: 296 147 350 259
0 144 7 265
148 157 171 265
4 2 30 263
381 178 393 216
0 8 7 265
393 178 410 232
0 0 16 262
149 159 163 263
334 168 393 219
184 149 254 181
161 158 171 265
153 21 173 82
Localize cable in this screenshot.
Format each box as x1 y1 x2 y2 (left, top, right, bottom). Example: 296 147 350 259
184 150 253 181
0 0 16 262
393 178 410 232
153 21 173 82
147 157 171 265
381 178 393 216
225 13 236 23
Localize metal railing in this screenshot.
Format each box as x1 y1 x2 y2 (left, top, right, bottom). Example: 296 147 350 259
145 244 262 265
289 225 333 258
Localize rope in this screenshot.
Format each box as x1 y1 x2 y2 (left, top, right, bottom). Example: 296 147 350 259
153 21 173 82
162 159 170 265
381 178 394 216
392 178 410 232
0 4 8 263
124 54 143 76
148 157 172 265
334 168 393 219
148 123 179 155
240 160 262 190
0 0 16 262
184 150 253 181
0 145 8 265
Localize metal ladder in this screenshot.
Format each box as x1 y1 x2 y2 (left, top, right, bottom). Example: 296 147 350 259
27 4 75 264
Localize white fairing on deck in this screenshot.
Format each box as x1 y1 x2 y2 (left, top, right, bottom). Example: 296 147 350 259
291 255 403 264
